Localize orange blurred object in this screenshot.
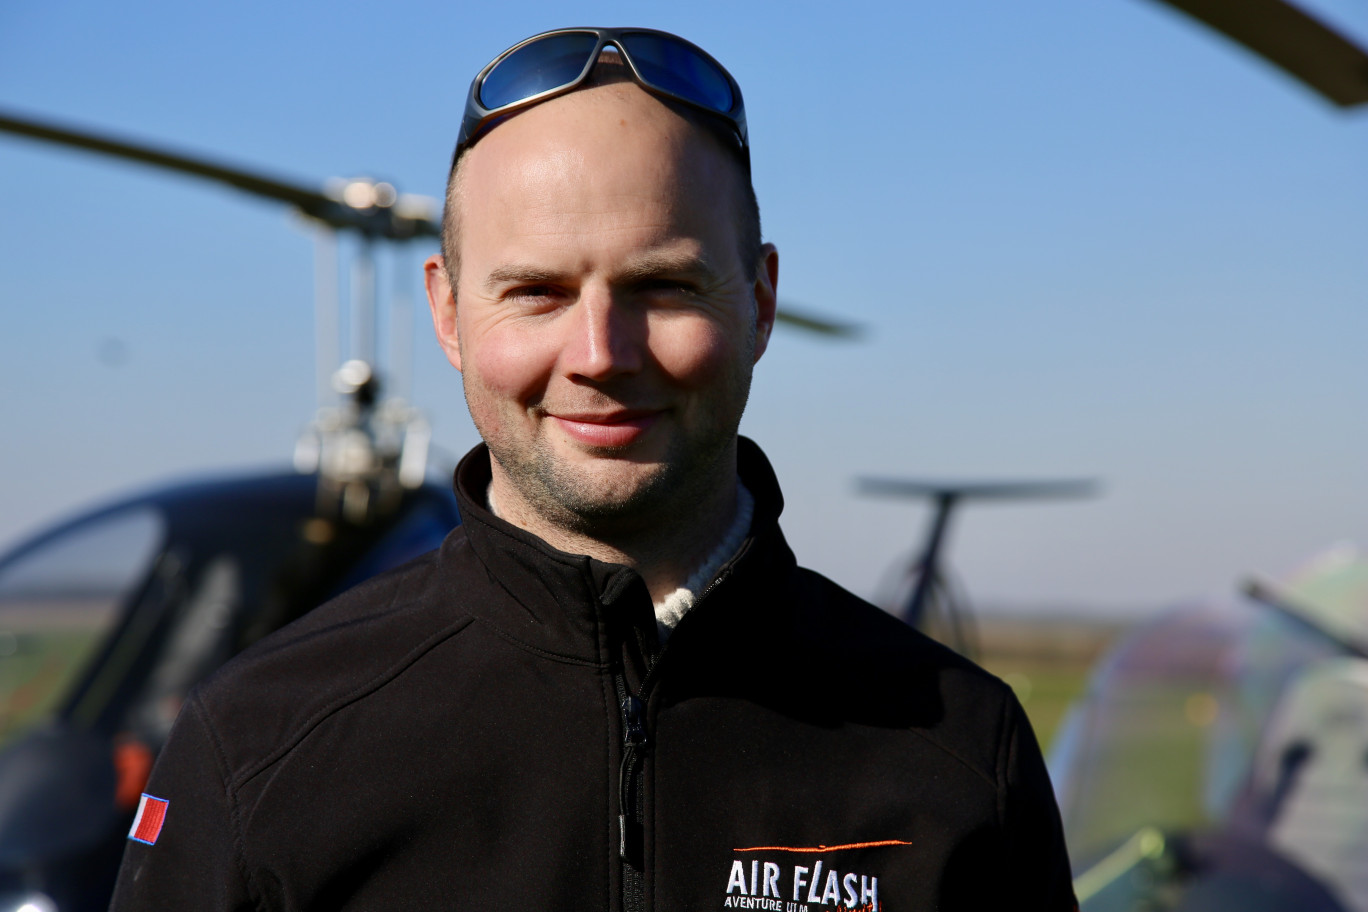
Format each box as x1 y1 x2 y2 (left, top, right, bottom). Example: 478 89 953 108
112 738 154 811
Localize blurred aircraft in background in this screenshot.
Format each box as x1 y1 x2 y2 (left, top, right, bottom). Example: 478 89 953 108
1045 2 1368 909
1053 547 1368 911
0 107 463 909
0 461 462 911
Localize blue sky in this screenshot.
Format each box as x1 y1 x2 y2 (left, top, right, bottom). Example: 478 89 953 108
2 0 1365 613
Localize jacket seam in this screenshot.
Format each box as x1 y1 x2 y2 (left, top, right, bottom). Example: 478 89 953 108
234 614 477 788
647 703 658 912
594 579 614 912
192 694 269 912
906 725 998 791
461 508 635 633
479 616 609 667
994 695 1014 830
466 509 595 574
446 535 539 628
478 554 545 626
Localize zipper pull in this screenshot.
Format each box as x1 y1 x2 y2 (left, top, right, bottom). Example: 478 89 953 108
618 693 646 862
621 694 646 746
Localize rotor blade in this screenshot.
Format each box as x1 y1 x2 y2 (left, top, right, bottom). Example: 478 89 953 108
1148 0 1368 107
0 107 440 239
774 302 862 338
1243 577 1368 658
856 478 1099 502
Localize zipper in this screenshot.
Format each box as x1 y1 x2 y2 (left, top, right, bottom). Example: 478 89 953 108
618 690 646 860
617 678 647 912
612 539 752 912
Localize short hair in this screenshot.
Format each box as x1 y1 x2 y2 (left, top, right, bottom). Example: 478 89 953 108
441 50 761 294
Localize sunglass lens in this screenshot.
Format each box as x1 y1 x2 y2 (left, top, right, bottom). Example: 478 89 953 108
618 33 734 114
479 32 600 110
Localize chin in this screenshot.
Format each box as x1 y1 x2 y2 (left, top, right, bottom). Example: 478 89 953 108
558 463 673 516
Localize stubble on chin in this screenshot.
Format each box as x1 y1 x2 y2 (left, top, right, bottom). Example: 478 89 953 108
487 429 724 538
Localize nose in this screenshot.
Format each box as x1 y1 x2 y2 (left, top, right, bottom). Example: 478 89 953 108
560 286 644 382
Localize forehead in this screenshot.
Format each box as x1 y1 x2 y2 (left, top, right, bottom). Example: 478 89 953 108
451 84 740 268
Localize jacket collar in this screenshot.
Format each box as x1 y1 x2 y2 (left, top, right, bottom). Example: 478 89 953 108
445 437 788 655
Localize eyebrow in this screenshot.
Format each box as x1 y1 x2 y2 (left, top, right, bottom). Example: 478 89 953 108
613 251 714 283
482 265 568 292
481 251 716 294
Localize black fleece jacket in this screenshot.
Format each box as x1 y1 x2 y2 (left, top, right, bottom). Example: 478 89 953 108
110 438 1076 911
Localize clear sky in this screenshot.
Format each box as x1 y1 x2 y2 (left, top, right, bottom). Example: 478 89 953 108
1 0 1365 615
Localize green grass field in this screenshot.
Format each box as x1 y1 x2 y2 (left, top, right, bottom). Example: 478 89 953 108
0 630 102 746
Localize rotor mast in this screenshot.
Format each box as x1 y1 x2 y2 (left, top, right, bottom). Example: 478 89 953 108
0 107 440 522
859 477 1098 651
294 177 436 523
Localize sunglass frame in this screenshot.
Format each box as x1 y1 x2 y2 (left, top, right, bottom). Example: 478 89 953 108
454 27 748 163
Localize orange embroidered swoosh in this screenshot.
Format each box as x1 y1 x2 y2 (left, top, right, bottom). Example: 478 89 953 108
733 840 912 853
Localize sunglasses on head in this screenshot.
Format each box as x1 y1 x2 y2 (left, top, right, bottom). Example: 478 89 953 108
454 27 748 165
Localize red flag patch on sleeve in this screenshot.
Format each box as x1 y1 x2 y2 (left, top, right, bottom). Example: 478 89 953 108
128 793 169 845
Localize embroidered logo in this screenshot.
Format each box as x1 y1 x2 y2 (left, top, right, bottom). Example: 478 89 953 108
721 840 910 911
128 793 169 845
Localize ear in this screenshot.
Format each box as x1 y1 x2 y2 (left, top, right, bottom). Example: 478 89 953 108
424 254 462 372
750 243 779 363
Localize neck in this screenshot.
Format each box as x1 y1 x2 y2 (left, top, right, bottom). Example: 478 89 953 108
487 456 741 603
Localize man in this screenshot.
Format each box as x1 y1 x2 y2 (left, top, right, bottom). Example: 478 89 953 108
112 28 1076 911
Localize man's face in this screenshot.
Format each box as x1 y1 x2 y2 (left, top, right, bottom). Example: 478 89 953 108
425 83 778 533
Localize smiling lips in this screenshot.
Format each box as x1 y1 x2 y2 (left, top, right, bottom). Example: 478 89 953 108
550 411 661 448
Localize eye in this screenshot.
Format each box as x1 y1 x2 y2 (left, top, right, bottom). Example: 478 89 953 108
508 284 557 299
634 278 698 300
503 284 567 312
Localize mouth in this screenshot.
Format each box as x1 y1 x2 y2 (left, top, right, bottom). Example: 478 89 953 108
548 410 662 449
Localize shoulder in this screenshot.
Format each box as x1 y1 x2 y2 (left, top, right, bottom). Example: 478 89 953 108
781 563 996 678
779 564 1025 783
186 525 484 779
